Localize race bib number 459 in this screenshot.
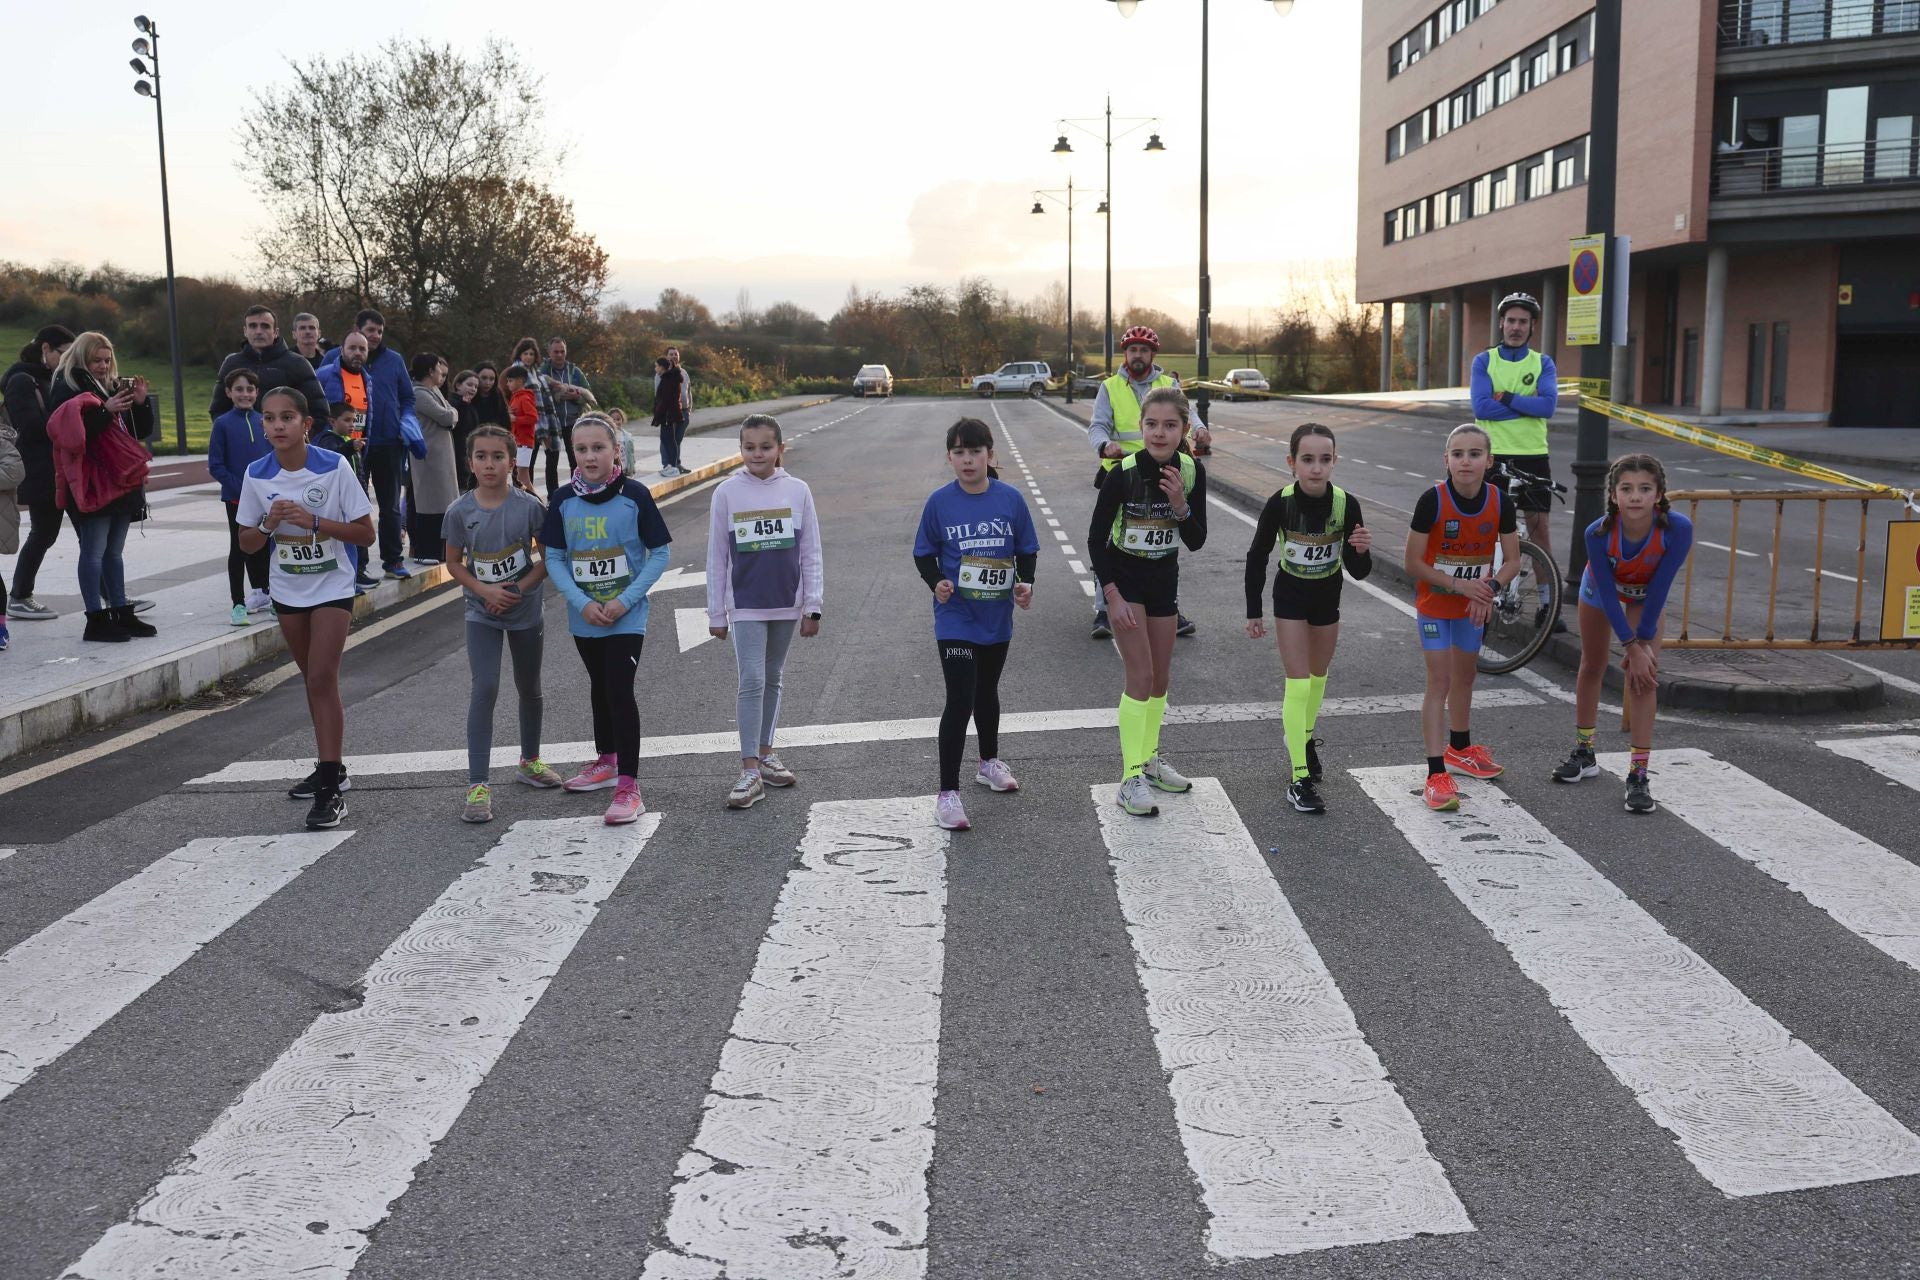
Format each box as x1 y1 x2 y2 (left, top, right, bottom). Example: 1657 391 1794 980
958 555 1013 600
732 508 795 553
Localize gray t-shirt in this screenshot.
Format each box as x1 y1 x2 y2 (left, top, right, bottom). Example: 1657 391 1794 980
442 488 548 630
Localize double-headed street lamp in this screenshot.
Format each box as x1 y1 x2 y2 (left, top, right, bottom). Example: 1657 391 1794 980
1031 177 1106 403
1049 101 1164 374
1106 0 1297 429
129 14 187 455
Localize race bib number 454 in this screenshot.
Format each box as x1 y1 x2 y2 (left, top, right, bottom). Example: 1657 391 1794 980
732 508 795 553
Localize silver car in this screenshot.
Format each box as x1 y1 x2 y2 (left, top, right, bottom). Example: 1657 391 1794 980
1224 368 1270 400
970 362 1053 398
853 364 894 397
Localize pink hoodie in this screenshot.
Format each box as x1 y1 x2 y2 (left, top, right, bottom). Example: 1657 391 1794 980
706 467 824 625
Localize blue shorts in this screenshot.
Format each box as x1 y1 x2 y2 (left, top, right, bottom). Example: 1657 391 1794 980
1417 613 1484 653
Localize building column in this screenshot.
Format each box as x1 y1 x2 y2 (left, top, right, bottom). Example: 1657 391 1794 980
1447 289 1466 386
1700 244 1729 417
1540 272 1560 360
1379 301 1395 393
1416 297 1431 391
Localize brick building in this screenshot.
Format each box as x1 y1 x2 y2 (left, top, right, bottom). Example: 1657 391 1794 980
1355 0 1920 427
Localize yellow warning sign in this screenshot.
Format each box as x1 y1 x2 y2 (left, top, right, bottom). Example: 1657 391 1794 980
1567 234 1606 346
1883 522 1920 641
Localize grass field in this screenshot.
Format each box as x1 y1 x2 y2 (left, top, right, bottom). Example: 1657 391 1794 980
2 325 218 455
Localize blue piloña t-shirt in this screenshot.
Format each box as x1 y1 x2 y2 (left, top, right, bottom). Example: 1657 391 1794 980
913 478 1040 645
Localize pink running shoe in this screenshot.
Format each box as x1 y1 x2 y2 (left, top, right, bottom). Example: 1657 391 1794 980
975 758 1019 792
604 779 645 825
564 755 619 792
935 790 971 830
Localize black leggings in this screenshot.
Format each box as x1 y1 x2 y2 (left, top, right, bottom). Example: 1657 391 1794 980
937 639 1009 792
575 633 644 777
222 501 272 605
11 495 65 601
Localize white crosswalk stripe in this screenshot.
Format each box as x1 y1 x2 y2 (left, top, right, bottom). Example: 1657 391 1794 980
1092 777 1473 1258
0 832 353 1102
62 816 659 1280
1600 748 1920 975
1352 765 1920 1198
1818 734 1920 794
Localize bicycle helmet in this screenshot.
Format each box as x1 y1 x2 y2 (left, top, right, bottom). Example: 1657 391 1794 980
1496 292 1542 320
1119 325 1161 352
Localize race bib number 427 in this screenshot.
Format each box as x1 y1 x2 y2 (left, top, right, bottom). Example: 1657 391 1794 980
571 549 631 601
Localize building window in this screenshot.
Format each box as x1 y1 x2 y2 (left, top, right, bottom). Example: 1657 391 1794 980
1746 324 1766 411
1526 161 1550 199
1877 116 1915 181
1770 322 1790 410
1560 41 1577 73
1473 173 1492 214
1495 64 1516 105
1448 191 1464 223
1781 114 1821 187
1384 10 1596 162
1556 155 1577 189
1493 166 1514 209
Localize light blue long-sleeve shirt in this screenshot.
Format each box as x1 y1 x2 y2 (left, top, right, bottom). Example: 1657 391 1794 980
541 479 674 637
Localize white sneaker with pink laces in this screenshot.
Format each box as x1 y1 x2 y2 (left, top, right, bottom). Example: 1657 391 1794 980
604 779 644 825
975 758 1019 792
564 756 619 792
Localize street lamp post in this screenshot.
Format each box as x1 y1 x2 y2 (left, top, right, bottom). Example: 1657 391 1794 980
1566 0 1623 587
1051 101 1164 374
1107 0 1295 431
130 15 188 455
1033 178 1103 403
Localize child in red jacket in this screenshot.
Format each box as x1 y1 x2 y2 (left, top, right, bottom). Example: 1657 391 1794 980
503 364 539 492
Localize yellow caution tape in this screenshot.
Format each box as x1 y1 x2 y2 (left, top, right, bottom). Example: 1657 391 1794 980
1579 395 1916 509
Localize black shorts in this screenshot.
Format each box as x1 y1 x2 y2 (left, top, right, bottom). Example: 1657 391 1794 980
1500 454 1554 514
1272 577 1343 626
273 597 355 616
1103 554 1179 617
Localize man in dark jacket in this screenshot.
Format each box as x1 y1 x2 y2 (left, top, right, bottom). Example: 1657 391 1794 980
3 324 76 620
318 309 419 576
209 306 329 420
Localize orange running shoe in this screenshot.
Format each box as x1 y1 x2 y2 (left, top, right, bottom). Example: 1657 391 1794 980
1444 744 1504 779
1423 772 1461 811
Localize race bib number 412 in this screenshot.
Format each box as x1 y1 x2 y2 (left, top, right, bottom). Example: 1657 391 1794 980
471 543 529 584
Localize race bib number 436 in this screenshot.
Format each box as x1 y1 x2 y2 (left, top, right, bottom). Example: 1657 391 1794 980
1121 516 1179 558
732 508 795 553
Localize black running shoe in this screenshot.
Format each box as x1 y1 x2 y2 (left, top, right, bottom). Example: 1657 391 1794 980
1305 737 1325 783
1091 608 1113 640
1552 746 1599 783
1624 769 1656 814
305 786 347 830
1287 777 1326 813
1176 613 1197 637
289 766 352 800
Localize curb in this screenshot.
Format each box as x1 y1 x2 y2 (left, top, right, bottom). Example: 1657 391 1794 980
1201 470 1883 717
0 461 752 766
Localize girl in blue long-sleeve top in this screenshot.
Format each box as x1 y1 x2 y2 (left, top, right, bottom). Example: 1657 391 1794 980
541 412 672 824
207 369 275 625
1551 453 1693 815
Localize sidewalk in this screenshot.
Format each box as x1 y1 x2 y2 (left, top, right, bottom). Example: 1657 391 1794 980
0 396 834 763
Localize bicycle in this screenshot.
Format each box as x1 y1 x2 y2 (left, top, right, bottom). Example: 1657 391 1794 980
1475 460 1568 675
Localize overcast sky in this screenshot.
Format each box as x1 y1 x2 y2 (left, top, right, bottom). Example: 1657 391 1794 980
12 0 1361 324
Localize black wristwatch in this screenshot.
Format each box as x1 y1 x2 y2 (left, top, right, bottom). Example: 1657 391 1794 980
806 612 821 621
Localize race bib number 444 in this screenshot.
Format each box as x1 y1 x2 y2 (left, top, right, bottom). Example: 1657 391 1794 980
958 555 1014 599
732 508 795 553
1434 554 1490 588
571 549 631 601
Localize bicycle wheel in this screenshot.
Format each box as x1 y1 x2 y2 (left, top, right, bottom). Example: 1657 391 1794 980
1477 538 1562 675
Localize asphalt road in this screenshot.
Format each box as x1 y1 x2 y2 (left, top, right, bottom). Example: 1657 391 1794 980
6 395 1920 1280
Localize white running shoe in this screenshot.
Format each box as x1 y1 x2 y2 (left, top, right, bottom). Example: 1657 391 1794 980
1117 775 1161 816
245 589 273 614
975 758 1019 792
1141 755 1192 794
758 752 797 787
728 770 766 809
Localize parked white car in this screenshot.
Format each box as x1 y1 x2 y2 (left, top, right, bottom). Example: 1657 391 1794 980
971 362 1053 397
1223 368 1271 399
852 364 893 397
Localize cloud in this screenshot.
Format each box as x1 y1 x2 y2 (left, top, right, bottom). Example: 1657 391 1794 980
904 180 1059 274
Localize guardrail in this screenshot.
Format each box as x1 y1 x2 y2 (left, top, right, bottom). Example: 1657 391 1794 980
1669 489 1920 649
1713 136 1920 196
1717 0 1920 48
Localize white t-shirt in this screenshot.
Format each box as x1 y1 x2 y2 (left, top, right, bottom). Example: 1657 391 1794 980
235 446 373 607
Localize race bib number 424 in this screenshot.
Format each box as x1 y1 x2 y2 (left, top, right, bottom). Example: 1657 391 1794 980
732 508 795 553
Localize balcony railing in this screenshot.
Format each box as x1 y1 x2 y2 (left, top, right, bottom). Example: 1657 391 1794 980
1718 0 1920 48
1713 136 1920 196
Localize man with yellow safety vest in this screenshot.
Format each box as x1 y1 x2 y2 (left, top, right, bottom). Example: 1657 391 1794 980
1087 325 1211 639
1470 292 1564 632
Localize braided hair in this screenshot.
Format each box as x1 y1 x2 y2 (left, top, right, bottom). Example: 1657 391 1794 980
1603 452 1671 531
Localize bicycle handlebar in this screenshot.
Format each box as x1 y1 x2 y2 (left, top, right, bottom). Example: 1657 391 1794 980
1486 460 1569 504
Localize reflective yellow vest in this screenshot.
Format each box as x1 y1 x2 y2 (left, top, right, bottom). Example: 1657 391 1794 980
1476 347 1548 456
1100 370 1177 471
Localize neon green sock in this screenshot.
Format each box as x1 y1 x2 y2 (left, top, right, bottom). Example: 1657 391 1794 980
1304 673 1328 733
1119 695 1148 777
1576 725 1597 749
1284 678 1312 780
1145 694 1168 761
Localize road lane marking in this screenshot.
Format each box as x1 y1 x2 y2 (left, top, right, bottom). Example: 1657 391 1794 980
1834 657 1920 699
1817 735 1920 794
1352 766 1920 1197
1601 747 1920 974
0 832 353 1102
676 607 719 653
187 690 1546 785
63 815 657 1280
1806 567 1861 582
1697 540 1759 559
1093 777 1473 1257
640 798 945 1279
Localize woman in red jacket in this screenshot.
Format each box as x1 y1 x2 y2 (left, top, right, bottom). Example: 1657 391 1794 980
47 332 156 643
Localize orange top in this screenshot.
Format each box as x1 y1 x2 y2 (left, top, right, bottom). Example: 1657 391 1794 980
509 388 539 448
1416 481 1503 620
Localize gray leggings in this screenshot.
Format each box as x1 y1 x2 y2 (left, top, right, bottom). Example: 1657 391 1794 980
731 619 798 760
467 621 545 783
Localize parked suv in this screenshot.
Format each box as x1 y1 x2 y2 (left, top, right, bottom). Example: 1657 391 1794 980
970 362 1053 397
852 364 893 397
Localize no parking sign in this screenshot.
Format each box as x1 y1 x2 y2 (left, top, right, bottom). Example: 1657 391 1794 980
1567 233 1605 346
